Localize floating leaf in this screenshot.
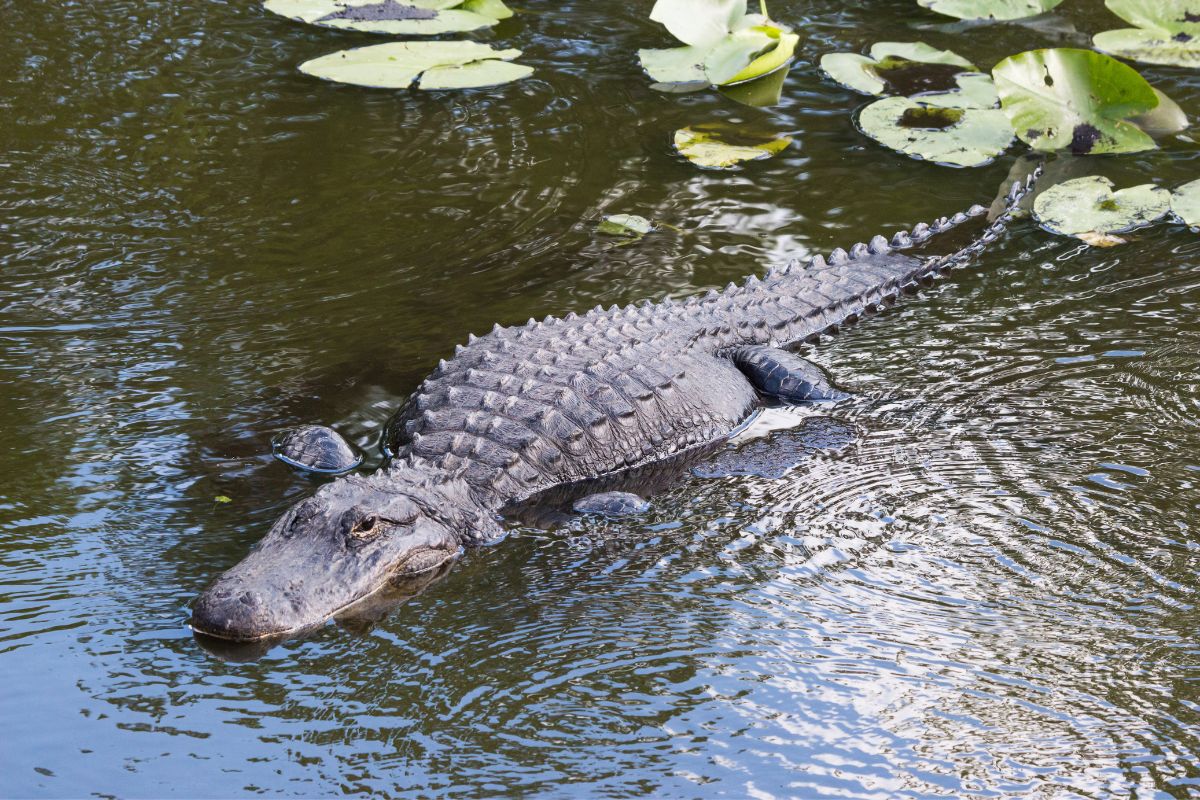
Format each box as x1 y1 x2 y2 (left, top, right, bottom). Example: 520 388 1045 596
916 0 1065 21
1130 88 1189 135
918 73 1000 109
857 96 1013 167
724 30 798 84
673 126 792 169
993 48 1159 154
1093 2 1200 67
1104 0 1200 34
820 42 975 96
598 214 655 237
703 27 780 84
214 495 233 504
650 0 749 48
1032 176 1169 238
263 0 505 35
299 41 530 89
640 1 795 92
1076 231 1128 246
419 59 533 89
719 64 791 107
460 0 512 19
1094 27 1200 67
1170 178 1200 225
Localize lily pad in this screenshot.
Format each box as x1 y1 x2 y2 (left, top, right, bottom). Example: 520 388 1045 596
719 63 791 107
299 41 530 90
639 0 796 91
918 73 1000 109
993 48 1160 154
916 0 1065 21
857 96 1014 167
820 42 975 96
1093 2 1200 67
598 214 655 237
649 0 749 48
263 0 507 35
1130 88 1189 135
1103 0 1200 34
1170 178 1200 225
1032 176 1170 237
673 126 792 169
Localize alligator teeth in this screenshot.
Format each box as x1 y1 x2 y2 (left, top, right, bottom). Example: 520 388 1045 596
829 247 849 264
438 358 448 370
849 242 869 259
454 343 465 355
936 216 950 230
892 231 912 247
951 212 968 225
869 235 890 254
911 222 931 240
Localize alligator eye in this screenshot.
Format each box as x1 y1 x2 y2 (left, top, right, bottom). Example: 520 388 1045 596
349 516 380 537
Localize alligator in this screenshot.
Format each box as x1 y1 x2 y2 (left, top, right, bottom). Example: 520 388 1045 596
190 173 1038 644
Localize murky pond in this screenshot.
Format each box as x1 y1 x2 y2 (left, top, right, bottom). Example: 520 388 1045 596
3 0 1200 796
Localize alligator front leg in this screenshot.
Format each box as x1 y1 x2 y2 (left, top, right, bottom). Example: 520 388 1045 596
729 345 848 403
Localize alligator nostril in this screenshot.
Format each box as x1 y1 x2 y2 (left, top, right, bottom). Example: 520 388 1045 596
238 591 258 608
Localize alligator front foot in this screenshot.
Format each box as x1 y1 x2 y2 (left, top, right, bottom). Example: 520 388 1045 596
730 345 849 403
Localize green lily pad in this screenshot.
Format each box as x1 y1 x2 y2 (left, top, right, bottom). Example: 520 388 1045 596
993 48 1160 154
264 0 506 34
640 0 795 91
918 73 1000 109
1170 178 1200 225
857 96 1014 167
1094 27 1200 67
419 59 532 90
1093 0 1200 67
820 42 975 96
299 41 530 90
598 214 655 237
673 126 792 170
719 63 791 107
1104 0 1200 33
649 0 749 48
1130 88 1189 135
916 0 1065 21
1032 176 1170 237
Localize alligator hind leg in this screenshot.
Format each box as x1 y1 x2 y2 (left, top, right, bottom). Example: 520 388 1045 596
572 491 651 517
730 345 848 403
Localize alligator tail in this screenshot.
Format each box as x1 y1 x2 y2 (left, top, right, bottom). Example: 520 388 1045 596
920 163 1044 275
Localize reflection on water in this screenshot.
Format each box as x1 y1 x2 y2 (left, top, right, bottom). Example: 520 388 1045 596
2 0 1200 796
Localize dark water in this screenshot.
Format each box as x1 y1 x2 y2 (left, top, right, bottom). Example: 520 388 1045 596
3 0 1200 796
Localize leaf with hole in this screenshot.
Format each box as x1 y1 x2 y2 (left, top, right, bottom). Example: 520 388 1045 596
299 41 531 90
916 0 1065 21
1032 176 1169 239
857 96 1013 167
992 48 1161 154
673 126 792 169
263 0 509 34
819 42 975 96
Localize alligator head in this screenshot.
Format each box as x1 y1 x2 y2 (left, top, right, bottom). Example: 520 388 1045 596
190 464 493 643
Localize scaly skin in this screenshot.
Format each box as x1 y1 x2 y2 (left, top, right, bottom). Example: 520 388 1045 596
190 175 1036 643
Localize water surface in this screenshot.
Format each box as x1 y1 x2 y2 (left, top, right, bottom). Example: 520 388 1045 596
2 0 1200 796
